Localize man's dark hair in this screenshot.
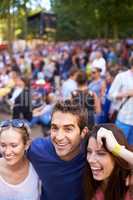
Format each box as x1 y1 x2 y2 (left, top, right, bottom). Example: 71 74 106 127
52 99 88 131
71 70 95 130
69 67 79 77
76 71 87 86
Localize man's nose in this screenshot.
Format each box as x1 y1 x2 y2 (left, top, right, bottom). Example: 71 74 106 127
56 129 65 141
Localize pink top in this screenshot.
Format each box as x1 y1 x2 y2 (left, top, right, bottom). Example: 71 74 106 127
92 189 132 200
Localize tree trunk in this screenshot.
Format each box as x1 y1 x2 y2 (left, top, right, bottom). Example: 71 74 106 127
23 3 28 41
112 21 118 39
104 22 109 38
7 1 13 57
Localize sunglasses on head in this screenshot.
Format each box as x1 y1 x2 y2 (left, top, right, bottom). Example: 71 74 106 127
0 119 30 135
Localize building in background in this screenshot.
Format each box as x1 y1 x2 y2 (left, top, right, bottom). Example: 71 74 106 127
27 11 57 39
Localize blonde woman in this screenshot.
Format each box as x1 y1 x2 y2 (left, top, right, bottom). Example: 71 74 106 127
0 119 41 200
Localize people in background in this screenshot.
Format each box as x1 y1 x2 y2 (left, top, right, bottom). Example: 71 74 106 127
61 67 79 99
108 58 133 144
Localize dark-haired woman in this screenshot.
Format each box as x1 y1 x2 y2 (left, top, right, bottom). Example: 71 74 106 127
84 124 132 200
97 127 133 165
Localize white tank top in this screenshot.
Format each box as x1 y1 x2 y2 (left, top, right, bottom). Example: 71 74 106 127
0 163 41 200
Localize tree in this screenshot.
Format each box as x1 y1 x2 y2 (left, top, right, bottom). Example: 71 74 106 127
0 0 42 55
50 0 133 40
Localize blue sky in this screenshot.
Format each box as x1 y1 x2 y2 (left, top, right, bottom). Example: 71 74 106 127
30 0 51 11
40 0 51 10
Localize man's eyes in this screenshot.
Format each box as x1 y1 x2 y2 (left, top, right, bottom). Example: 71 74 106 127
65 128 73 132
51 127 73 132
51 126 58 130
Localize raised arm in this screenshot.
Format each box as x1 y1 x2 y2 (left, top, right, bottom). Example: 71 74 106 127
97 127 133 165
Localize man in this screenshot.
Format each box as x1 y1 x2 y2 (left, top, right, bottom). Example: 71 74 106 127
108 58 133 145
28 99 88 200
61 67 79 99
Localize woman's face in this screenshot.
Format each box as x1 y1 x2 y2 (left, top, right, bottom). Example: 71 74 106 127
0 128 28 166
87 137 115 182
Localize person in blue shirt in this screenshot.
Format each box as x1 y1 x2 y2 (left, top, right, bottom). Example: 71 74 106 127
27 99 89 200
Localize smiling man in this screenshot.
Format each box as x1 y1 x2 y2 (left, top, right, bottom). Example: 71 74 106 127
28 99 88 200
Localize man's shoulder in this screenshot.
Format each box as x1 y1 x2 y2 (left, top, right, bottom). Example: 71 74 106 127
31 136 51 149
27 136 58 166
28 136 52 158
117 70 128 77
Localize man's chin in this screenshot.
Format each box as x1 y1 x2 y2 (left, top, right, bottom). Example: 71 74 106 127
55 148 68 158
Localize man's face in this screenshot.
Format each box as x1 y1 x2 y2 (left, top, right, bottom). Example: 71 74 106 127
51 111 85 161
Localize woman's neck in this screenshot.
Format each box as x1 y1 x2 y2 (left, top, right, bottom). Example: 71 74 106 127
3 157 28 172
100 179 108 192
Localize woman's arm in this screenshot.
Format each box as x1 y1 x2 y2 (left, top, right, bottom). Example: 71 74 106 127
97 127 133 165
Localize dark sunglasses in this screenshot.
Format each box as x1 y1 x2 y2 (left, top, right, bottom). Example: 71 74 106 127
0 119 30 135
91 71 97 74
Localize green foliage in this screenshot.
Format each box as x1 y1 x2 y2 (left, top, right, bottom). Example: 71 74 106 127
0 0 44 56
50 0 133 40
1 0 133 42
0 0 45 40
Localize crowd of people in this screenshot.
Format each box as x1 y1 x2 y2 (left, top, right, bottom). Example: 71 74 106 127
0 101 132 200
0 39 133 199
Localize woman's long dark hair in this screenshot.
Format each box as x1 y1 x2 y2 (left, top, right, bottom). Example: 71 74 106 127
84 123 132 200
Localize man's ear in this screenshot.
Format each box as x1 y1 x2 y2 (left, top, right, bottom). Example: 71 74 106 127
81 127 89 139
